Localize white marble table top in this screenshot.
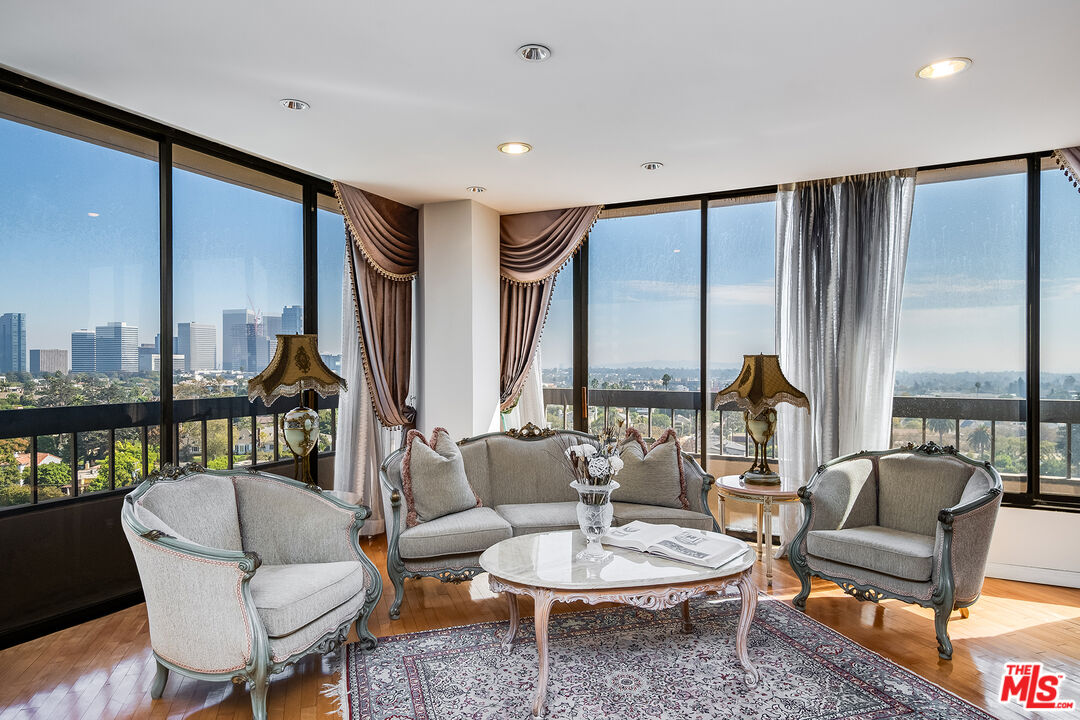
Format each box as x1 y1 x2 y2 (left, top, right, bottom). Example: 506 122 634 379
479 530 754 591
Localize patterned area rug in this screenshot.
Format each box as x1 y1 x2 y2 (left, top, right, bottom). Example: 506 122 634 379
333 596 993 720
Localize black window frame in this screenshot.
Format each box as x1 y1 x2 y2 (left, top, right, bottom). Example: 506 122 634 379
0 68 338 514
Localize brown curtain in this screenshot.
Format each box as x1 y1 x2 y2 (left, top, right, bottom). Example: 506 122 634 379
335 181 418 428
1054 147 1080 193
499 205 601 410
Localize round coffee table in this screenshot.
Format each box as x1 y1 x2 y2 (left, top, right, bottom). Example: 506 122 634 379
479 530 757 718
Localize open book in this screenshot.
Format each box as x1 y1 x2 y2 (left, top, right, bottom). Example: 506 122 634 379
602 521 748 569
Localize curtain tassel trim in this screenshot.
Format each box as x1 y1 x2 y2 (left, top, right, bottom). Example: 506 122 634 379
1053 148 1080 194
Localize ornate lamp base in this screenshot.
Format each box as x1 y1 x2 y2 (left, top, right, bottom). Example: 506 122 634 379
741 469 781 486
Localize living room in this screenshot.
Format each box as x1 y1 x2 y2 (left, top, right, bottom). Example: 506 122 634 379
1 2 1079 719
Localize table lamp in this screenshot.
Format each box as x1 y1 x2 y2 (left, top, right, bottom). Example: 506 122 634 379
248 334 347 486
713 354 809 485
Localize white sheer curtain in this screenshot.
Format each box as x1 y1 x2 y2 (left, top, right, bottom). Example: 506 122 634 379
502 347 546 430
333 251 401 536
775 170 916 554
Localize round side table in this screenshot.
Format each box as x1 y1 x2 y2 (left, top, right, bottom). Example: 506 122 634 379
715 475 801 587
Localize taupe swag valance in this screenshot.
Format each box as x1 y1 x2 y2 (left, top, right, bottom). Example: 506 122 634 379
500 205 601 411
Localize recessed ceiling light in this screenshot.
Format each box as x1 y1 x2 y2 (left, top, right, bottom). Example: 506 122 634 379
87 212 99 217
916 57 972 80
466 186 486 193
279 98 310 111
498 142 532 155
518 44 551 63
641 161 664 171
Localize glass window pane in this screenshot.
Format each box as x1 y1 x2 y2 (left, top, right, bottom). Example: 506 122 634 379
588 202 700 449
1040 162 1080 496
0 91 159 412
172 146 302 401
707 194 775 462
897 160 1027 489
0 437 33 508
540 269 573 428
317 195 344 376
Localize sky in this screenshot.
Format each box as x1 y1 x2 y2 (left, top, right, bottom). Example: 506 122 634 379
0 116 346 362
2 112 1078 379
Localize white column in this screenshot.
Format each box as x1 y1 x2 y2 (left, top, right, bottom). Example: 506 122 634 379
417 199 501 438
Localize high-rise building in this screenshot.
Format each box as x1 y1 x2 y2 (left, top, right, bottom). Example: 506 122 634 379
95 322 139 372
30 349 68 374
151 354 185 371
0 312 27 373
222 309 255 371
71 330 96 372
263 314 282 358
138 343 157 372
177 322 216 370
282 305 303 335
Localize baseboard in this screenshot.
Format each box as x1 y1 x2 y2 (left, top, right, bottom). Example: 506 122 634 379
985 562 1080 589
0 589 145 651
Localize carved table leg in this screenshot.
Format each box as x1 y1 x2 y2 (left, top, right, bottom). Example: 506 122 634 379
502 591 520 652
755 504 763 558
763 497 773 588
735 571 760 687
680 598 693 633
531 591 555 718
718 494 727 535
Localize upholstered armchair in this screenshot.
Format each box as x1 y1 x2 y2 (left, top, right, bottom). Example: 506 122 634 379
122 465 382 720
789 442 1002 660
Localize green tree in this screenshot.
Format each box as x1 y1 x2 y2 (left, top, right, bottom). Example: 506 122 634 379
967 424 991 458
661 373 672 389
926 418 953 445
38 373 81 408
36 462 71 487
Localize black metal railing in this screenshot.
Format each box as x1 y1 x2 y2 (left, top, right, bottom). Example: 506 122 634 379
0 395 338 510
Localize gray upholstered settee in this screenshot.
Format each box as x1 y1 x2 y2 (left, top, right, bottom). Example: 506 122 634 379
122 465 382 720
379 425 718 619
789 442 1002 660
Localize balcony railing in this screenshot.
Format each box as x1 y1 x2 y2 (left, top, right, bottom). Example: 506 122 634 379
0 394 338 510
543 388 1080 502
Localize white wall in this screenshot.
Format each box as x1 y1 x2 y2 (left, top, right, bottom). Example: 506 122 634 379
417 199 500 439
985 507 1080 588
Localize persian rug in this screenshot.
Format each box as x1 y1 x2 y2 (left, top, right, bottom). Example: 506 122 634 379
332 596 993 720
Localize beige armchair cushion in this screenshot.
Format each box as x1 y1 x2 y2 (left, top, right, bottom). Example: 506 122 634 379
249 561 366 638
878 453 972 535
807 525 935 582
137 474 243 551
398 507 511 559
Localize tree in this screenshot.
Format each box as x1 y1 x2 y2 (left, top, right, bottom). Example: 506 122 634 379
661 373 672 389
967 424 991 458
926 418 953 445
36 462 71 487
38 373 81 408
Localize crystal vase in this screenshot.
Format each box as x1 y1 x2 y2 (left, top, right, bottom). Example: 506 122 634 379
570 479 619 562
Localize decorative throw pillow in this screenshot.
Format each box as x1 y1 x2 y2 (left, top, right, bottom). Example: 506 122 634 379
615 428 688 510
402 427 482 527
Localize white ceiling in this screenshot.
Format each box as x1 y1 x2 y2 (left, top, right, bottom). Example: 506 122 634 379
2 1 1079 213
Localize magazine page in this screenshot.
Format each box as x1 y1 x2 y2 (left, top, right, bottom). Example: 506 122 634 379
602 521 681 552
648 529 748 569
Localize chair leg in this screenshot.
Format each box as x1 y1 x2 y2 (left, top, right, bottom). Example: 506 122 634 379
356 612 378 650
249 666 269 720
150 659 168 699
934 603 953 660
959 606 970 619
388 564 406 620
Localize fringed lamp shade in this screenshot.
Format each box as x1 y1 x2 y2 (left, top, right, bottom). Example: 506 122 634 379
248 334 347 405
713 354 808 415
713 354 808 484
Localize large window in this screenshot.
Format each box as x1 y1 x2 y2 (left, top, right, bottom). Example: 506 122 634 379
541 270 574 429
0 92 160 506
1039 160 1080 497
894 161 1028 491
588 202 701 449
707 195 776 459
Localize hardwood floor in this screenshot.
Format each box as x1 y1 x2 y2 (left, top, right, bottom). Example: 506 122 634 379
1 534 1078 719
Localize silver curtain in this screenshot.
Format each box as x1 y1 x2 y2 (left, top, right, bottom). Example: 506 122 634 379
775 169 916 554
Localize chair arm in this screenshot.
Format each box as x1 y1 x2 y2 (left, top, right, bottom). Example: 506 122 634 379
680 454 713 517
123 523 264 676
935 487 1003 604
379 450 407 545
